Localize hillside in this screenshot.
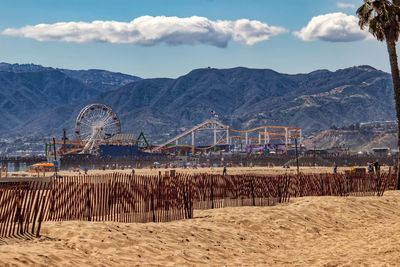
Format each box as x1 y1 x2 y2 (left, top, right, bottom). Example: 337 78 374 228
0 63 141 136
0 63 141 91
0 63 396 145
303 121 398 151
98 65 395 142
60 69 141 92
0 70 99 134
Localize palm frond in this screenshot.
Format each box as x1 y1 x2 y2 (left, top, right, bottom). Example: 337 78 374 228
356 0 400 42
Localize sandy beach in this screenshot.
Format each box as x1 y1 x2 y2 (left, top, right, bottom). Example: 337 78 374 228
6 165 392 179
0 191 399 266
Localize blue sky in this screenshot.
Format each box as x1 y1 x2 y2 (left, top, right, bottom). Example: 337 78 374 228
0 0 389 78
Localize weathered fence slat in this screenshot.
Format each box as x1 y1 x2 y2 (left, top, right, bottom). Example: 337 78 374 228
0 172 395 238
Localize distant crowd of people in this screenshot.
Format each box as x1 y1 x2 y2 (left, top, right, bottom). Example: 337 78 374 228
367 161 381 174
330 161 381 175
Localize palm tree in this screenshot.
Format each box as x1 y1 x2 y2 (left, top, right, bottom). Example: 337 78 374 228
357 0 400 189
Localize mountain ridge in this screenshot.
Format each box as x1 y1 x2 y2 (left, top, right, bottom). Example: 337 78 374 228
0 63 395 145
0 63 142 92
96 65 394 142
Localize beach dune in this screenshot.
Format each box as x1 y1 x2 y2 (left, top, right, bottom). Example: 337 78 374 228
0 191 399 266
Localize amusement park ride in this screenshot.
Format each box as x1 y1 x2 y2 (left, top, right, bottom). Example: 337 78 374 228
51 104 122 155
151 120 302 154
50 104 302 157
75 104 122 153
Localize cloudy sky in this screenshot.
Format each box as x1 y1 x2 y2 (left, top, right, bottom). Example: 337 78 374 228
0 0 390 78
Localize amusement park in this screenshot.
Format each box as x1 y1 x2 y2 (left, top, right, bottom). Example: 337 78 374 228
1 103 395 173
40 103 303 168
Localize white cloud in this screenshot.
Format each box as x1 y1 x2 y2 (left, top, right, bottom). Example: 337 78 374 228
1 16 287 47
295 12 370 42
337 2 356 9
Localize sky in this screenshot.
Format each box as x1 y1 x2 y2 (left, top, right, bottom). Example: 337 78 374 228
0 0 391 78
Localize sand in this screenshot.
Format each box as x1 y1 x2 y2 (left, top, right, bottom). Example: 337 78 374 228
7 165 391 179
59 166 383 176
1 191 399 266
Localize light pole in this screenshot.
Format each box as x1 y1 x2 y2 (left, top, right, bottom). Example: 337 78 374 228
295 138 300 175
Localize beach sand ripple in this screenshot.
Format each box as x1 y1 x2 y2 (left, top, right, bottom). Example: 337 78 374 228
1 191 399 266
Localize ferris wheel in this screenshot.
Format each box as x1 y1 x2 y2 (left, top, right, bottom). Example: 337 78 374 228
75 104 121 154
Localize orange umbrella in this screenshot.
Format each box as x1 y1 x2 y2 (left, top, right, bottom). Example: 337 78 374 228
32 162 54 168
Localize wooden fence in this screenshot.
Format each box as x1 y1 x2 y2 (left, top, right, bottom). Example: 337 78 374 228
0 182 49 239
188 174 290 210
0 172 396 238
45 174 191 223
289 172 394 197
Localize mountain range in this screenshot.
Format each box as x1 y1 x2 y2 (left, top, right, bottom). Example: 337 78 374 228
0 63 396 145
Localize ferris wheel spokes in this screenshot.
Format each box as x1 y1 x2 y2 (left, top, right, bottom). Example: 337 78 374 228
75 104 121 154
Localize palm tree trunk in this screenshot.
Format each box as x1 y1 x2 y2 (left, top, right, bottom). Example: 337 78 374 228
386 39 400 190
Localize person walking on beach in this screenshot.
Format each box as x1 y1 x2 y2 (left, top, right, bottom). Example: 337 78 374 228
333 164 338 174
367 163 374 174
222 166 227 176
373 161 381 175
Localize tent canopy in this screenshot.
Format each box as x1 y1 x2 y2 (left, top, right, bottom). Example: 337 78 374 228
32 162 54 168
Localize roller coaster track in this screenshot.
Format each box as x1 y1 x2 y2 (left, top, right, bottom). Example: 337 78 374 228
152 119 302 152
158 138 228 152
152 120 229 152
230 125 301 133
